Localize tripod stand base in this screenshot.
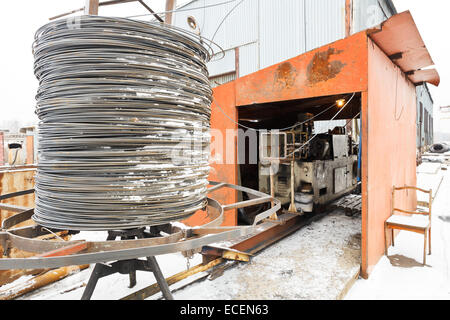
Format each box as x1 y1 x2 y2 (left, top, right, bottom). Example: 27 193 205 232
81 228 173 300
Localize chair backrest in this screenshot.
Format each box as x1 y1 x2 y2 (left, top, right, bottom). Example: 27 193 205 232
392 186 432 221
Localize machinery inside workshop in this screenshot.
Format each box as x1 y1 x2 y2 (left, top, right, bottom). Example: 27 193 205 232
237 93 361 224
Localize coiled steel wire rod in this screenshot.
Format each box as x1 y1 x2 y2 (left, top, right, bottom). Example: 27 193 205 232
32 16 213 230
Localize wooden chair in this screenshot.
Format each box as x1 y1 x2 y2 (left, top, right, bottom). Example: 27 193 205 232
384 186 432 265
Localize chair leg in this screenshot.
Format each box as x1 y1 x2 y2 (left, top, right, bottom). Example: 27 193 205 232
429 228 431 255
384 224 389 256
423 232 427 265
391 229 395 247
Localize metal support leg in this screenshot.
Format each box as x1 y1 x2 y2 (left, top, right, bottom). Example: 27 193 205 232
81 263 110 300
147 256 173 300
129 269 137 288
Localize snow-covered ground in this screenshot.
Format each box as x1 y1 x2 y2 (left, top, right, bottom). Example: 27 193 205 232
10 156 449 300
345 157 450 300
169 211 361 300
15 210 360 300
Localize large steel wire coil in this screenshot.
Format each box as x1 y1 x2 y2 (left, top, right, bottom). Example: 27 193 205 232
32 16 213 230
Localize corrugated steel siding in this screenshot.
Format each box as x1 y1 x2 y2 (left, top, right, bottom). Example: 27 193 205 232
238 42 259 77
416 84 434 148
207 48 235 77
258 0 306 69
353 0 394 33
173 0 258 52
173 0 346 77
173 0 396 78
304 0 345 52
210 72 237 88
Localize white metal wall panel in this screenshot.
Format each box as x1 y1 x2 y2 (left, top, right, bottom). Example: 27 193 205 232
207 48 235 77
304 0 346 52
352 0 391 33
259 0 306 69
172 0 259 52
238 42 259 77
173 0 395 80
210 72 237 88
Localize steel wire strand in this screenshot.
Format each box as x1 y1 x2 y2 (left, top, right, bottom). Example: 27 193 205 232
32 16 213 231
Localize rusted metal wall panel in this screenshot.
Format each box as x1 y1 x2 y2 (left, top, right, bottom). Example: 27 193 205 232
235 31 368 106
26 136 34 164
363 38 417 276
0 167 36 227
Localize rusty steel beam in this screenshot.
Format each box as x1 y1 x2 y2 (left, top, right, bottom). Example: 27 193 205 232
0 203 31 213
38 242 89 258
164 0 176 25
345 0 353 37
222 196 272 211
85 0 99 15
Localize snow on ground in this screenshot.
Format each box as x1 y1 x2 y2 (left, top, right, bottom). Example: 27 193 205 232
16 250 204 300
14 211 361 300
345 159 450 300
13 157 449 300
167 211 361 300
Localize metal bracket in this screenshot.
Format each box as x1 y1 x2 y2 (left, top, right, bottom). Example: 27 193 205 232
0 182 281 270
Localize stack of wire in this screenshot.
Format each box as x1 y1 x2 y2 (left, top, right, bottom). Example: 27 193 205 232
32 16 213 231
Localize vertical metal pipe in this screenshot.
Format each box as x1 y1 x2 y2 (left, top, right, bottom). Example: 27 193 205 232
165 0 176 25
85 0 99 15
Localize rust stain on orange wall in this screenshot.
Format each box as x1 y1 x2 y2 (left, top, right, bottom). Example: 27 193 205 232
235 32 368 106
306 48 346 85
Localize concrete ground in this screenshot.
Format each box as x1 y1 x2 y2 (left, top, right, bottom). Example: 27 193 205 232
345 156 450 300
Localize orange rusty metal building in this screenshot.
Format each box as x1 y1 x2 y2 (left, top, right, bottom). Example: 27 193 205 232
200 11 439 278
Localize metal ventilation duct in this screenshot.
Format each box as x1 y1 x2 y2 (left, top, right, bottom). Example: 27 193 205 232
32 16 212 230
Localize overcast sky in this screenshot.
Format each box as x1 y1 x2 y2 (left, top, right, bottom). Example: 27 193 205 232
0 0 448 134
